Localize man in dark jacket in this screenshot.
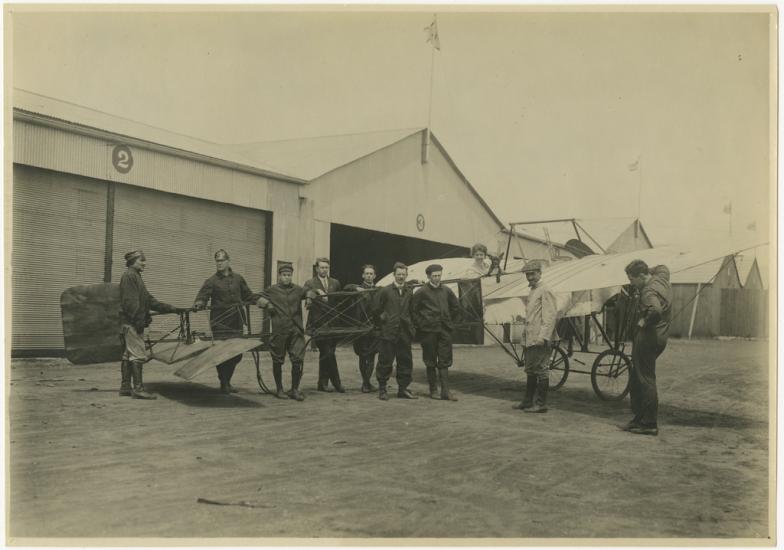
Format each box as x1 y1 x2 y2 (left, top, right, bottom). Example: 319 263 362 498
374 262 416 400
193 249 264 394
303 257 345 392
259 263 308 401
344 264 380 393
119 250 178 400
412 264 462 401
621 260 672 436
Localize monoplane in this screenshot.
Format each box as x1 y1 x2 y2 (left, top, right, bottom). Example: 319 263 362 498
60 223 764 401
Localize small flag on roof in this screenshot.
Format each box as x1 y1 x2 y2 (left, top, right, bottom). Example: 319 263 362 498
425 16 441 51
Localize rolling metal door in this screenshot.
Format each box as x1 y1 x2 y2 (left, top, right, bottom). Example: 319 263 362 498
111 184 268 342
12 165 107 350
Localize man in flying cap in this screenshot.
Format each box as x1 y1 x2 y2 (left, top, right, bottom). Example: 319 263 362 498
513 259 559 413
258 263 308 401
412 263 462 401
119 250 179 400
193 249 266 394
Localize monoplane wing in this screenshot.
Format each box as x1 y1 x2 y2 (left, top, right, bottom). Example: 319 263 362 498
151 338 213 365
173 338 262 380
482 242 766 323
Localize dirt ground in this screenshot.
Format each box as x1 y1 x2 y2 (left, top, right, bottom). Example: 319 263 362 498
8 339 771 541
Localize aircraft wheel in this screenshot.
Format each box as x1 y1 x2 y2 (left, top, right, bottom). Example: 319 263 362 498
548 345 570 390
590 349 631 401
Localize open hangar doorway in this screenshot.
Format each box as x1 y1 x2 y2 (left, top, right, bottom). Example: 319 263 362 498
329 223 482 345
329 223 470 286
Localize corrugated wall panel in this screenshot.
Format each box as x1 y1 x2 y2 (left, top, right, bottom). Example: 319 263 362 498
12 165 107 350
14 120 283 213
111 184 269 343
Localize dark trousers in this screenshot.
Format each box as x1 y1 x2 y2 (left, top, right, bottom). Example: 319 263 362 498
420 330 453 369
376 335 413 389
216 354 242 383
630 335 667 426
316 338 341 387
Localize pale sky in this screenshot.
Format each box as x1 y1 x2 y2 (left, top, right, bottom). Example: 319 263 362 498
10 8 774 257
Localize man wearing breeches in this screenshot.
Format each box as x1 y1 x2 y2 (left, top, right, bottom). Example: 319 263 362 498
260 263 307 402
514 260 558 413
119 250 178 400
412 264 462 401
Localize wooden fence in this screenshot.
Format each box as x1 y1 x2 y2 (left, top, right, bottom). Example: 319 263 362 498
669 286 768 338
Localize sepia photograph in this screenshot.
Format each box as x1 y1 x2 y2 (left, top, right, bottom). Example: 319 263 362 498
4 5 777 544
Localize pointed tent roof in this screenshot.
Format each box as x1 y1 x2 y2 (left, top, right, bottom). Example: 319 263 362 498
670 255 741 286
508 218 652 255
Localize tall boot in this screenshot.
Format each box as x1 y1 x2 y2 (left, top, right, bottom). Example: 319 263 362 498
365 357 377 391
119 360 132 396
438 368 457 401
131 362 157 400
525 377 549 413
426 367 439 399
288 362 305 401
272 362 286 398
513 375 537 410
359 358 371 392
360 357 377 393
216 365 229 394
317 355 331 392
224 360 239 393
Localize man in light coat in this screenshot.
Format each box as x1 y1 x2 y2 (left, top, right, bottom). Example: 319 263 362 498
513 259 558 413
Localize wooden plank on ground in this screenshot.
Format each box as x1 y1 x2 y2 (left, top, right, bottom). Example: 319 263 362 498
174 338 262 380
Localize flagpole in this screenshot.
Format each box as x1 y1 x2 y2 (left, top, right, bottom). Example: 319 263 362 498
424 15 437 163
636 155 642 220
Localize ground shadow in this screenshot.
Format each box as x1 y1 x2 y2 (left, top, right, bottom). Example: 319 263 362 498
144 381 265 408
423 368 765 430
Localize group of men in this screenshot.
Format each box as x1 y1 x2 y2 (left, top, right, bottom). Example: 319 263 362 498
118 250 465 403
117 244 671 435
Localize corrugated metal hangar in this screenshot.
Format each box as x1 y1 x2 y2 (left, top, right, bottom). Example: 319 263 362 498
12 90 559 354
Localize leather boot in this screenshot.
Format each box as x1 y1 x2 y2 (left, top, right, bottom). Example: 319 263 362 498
378 383 389 401
365 357 377 391
426 367 439 399
438 368 457 401
525 378 549 413
288 362 305 401
330 357 346 393
224 361 239 393
216 366 229 394
272 362 286 398
119 360 132 396
513 375 537 410
131 362 157 400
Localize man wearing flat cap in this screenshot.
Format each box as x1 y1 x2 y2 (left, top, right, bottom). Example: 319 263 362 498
193 249 266 394
374 262 416 401
258 263 308 401
119 250 179 400
412 264 462 401
514 259 559 413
